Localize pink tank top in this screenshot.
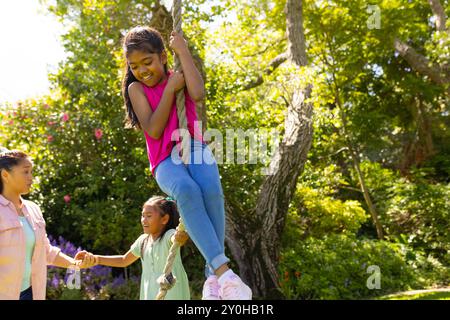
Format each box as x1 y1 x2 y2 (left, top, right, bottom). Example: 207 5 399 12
141 72 203 175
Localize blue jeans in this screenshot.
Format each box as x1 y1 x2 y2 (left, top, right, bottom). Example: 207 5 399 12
20 287 33 300
154 139 229 277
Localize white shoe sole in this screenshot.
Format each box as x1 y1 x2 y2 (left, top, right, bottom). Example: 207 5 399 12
202 296 221 300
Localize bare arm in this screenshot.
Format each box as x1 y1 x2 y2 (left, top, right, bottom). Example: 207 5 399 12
52 251 78 268
52 251 95 269
74 250 139 268
128 72 185 140
94 250 139 268
170 31 205 103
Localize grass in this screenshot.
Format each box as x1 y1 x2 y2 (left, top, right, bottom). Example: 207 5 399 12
377 288 450 300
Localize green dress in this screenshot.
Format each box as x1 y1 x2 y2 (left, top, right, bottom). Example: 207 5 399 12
130 229 190 300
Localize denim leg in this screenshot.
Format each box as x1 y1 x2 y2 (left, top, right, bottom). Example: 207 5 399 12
186 140 226 278
154 152 229 272
19 287 33 300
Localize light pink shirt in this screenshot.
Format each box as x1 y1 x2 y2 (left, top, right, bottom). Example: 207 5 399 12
0 195 61 300
142 71 203 175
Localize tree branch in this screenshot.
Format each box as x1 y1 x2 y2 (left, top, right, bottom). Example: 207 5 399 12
394 38 450 92
243 53 288 90
428 0 448 32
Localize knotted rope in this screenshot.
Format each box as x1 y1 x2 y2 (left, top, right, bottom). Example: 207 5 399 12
155 218 186 300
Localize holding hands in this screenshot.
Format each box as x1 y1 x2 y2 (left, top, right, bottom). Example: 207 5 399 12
74 250 98 268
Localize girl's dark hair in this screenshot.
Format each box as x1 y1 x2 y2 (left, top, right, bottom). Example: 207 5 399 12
145 195 180 237
140 195 180 258
0 149 30 193
121 26 168 130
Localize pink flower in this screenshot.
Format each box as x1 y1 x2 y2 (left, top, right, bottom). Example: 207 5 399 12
8 120 14 126
47 135 54 142
61 113 69 122
43 104 49 110
94 128 103 140
64 195 71 203
48 121 56 126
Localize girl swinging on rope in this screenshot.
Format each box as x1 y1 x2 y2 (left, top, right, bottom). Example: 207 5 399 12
118 26 252 300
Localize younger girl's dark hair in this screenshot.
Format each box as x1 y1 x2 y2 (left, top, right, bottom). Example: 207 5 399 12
140 195 180 258
121 26 169 130
0 149 30 193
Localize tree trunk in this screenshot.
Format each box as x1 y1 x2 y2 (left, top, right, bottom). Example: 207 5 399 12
348 144 384 239
333 90 385 240
226 0 314 298
394 0 450 96
399 98 436 173
428 0 448 32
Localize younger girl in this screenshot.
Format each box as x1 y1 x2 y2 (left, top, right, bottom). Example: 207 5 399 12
0 148 95 300
77 196 190 300
121 26 252 300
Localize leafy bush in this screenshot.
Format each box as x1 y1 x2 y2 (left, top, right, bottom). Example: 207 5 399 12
279 234 424 299
285 164 369 241
357 162 450 262
0 98 157 252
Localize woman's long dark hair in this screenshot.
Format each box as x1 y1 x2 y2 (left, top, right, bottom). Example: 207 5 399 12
121 26 168 129
0 149 29 194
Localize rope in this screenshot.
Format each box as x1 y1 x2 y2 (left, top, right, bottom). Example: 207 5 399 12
155 218 186 300
172 0 191 165
155 0 188 300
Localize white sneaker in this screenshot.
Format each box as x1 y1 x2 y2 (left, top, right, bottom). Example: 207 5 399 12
202 275 221 300
218 274 252 300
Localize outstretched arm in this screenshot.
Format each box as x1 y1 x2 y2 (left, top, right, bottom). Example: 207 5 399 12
75 250 139 268
169 31 205 103
52 251 95 269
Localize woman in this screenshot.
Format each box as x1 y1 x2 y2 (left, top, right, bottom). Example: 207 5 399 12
0 148 95 300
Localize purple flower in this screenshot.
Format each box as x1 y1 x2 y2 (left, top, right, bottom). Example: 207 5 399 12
46 234 119 297
111 275 125 289
51 275 60 288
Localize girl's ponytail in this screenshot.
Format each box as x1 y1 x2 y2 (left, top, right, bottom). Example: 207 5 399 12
160 199 180 233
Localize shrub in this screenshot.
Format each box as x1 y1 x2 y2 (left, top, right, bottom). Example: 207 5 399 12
279 234 423 299
357 162 450 262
